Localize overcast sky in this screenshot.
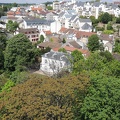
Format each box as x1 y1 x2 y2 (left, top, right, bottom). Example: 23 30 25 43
0 0 114 4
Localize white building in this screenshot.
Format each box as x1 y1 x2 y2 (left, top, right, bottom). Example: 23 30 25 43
40 51 72 75
22 18 61 33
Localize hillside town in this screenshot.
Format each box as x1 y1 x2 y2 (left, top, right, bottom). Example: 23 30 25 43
0 1 120 119
0 0 120 75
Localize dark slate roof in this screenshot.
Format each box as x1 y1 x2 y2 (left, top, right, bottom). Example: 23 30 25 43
76 1 84 7
69 15 78 22
81 23 92 30
59 12 65 17
67 4 74 9
111 4 119 9
42 51 71 62
24 18 54 26
93 2 100 7
79 18 91 22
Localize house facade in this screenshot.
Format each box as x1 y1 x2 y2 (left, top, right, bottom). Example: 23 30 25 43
40 51 72 75
15 28 40 43
99 33 114 53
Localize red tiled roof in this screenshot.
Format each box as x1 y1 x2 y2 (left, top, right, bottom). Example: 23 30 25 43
31 7 42 11
59 28 96 38
59 27 67 33
64 46 90 54
75 31 96 39
99 33 114 41
53 46 90 56
7 11 15 15
44 30 52 35
15 11 21 15
38 42 62 49
52 47 60 51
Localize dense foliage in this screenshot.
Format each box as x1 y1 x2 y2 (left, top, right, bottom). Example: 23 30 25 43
6 20 19 33
4 33 36 71
73 75 120 120
0 7 120 120
87 34 100 51
99 12 112 24
0 74 90 120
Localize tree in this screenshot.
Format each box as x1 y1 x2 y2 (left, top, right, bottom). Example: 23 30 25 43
1 80 15 92
99 51 114 62
116 17 120 23
6 20 19 33
0 33 7 71
4 33 36 71
0 74 90 120
107 23 113 30
46 6 53 10
103 30 114 34
84 51 106 71
114 38 120 53
90 16 99 25
2 6 8 12
0 33 7 50
71 50 85 74
99 12 112 24
73 75 120 120
39 35 44 43
12 2 18 7
58 48 67 53
0 9 4 18
0 50 4 70
87 34 100 51
62 38 66 43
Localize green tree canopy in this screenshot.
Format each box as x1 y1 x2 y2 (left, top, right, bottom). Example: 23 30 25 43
71 50 84 74
58 48 67 53
107 23 113 30
4 33 36 71
114 38 120 53
6 20 19 33
0 50 4 70
87 34 100 51
46 6 53 10
116 17 120 23
39 34 44 43
73 75 120 120
99 12 112 24
0 74 89 120
0 33 7 50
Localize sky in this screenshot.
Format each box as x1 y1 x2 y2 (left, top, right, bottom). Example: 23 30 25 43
0 0 115 4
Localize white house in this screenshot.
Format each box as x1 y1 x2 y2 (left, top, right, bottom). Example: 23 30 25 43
40 51 72 75
99 33 114 53
79 18 92 32
22 18 61 33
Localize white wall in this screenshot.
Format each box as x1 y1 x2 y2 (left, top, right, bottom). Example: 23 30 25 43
40 57 66 75
50 21 61 33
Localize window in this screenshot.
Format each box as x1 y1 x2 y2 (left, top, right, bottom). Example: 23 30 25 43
60 62 62 67
45 59 47 63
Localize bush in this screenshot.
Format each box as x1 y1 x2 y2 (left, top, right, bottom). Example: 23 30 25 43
107 23 113 30
96 27 104 31
103 30 114 34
